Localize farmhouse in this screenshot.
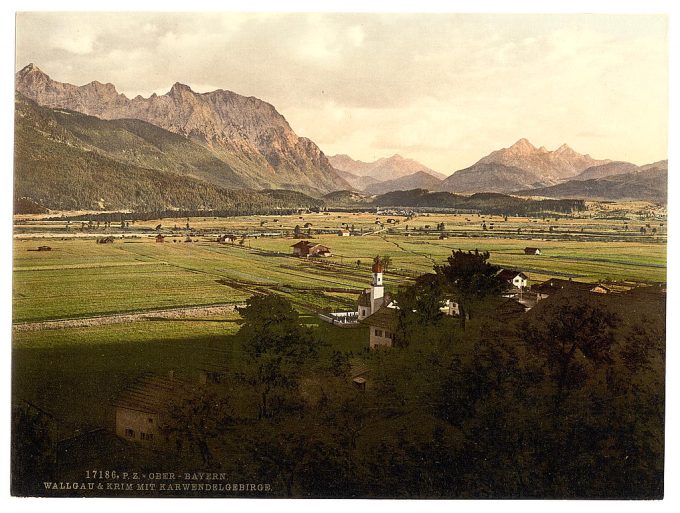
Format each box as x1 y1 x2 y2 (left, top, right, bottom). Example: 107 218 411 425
496 297 529 319
531 277 607 300
361 307 399 349
290 241 332 257
37 245 52 251
524 247 541 255
338 229 350 236
155 234 165 243
217 234 236 244
112 372 196 448
497 269 529 289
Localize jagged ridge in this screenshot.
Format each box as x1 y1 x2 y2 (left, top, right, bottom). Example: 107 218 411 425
15 63 350 195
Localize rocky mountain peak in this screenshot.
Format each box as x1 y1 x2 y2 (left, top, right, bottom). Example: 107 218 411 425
168 82 194 98
85 80 119 96
329 153 445 181
16 63 50 86
475 139 610 182
18 62 42 74
15 64 350 194
509 138 536 153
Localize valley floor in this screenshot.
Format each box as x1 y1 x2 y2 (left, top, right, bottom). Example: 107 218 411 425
11 206 666 496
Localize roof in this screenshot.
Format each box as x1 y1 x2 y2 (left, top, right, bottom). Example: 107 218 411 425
112 373 196 415
531 278 594 295
357 290 371 307
357 291 392 307
291 240 314 248
495 298 527 319
350 362 371 379
372 261 384 273
360 306 399 330
497 269 527 281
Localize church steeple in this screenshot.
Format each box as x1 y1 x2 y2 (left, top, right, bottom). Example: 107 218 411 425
370 260 385 311
372 260 384 286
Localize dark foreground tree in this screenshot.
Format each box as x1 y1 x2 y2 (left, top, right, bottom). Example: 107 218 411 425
520 291 618 409
238 294 319 418
162 387 234 467
393 273 446 347
11 403 54 495
434 249 503 329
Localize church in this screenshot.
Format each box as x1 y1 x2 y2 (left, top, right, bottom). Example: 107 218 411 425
358 260 399 349
357 260 392 320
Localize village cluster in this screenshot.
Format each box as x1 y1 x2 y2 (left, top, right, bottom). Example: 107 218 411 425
111 239 621 447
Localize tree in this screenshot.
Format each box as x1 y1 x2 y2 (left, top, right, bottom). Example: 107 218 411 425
162 387 234 466
11 403 54 495
520 292 618 408
294 225 302 238
434 249 503 329
393 273 445 347
238 295 319 418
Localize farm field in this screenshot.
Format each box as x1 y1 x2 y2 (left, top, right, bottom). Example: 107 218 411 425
12 206 666 441
14 208 666 323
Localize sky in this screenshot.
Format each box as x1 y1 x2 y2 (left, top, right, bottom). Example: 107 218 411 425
15 12 668 175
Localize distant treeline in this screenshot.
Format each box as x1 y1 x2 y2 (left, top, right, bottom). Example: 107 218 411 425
48 207 317 223
372 189 586 214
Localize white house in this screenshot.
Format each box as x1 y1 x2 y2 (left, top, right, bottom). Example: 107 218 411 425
362 307 399 349
497 269 529 289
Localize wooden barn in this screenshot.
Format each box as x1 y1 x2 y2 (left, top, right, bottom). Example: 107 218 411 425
290 241 332 257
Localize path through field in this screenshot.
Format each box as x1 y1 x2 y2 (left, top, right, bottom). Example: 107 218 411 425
12 303 245 332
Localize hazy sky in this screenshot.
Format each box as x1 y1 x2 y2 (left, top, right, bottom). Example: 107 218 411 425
16 12 668 174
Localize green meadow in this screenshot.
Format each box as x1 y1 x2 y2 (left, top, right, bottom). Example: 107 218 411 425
12 208 666 438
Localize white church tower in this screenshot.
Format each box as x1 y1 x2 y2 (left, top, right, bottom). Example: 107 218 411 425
369 260 385 313
357 259 387 320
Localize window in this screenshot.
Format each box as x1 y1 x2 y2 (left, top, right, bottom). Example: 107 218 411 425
125 428 135 438
148 417 154 424
375 329 383 337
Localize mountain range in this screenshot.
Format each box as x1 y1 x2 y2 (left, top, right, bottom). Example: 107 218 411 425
14 93 321 211
14 64 667 209
328 153 447 181
515 161 668 203
15 63 350 195
439 138 609 193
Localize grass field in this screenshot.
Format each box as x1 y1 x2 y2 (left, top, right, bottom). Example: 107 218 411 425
12 206 666 439
13 210 666 322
